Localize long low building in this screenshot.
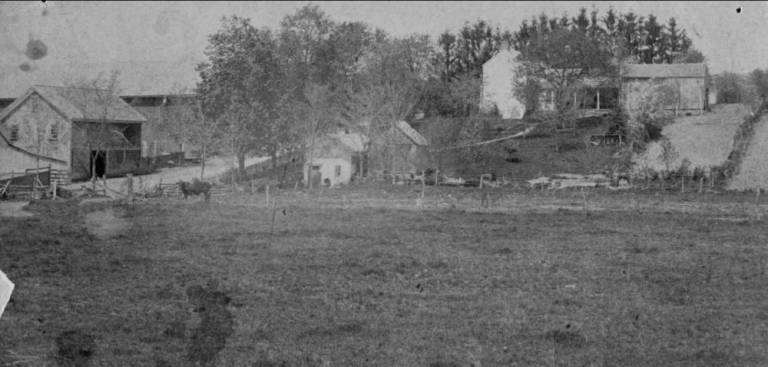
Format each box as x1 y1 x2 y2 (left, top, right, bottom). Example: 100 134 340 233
620 63 709 115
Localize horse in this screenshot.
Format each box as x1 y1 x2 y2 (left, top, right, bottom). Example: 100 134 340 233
178 179 212 202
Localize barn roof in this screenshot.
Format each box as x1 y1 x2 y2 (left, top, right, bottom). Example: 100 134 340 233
396 120 429 146
0 85 147 123
332 132 368 152
621 63 707 79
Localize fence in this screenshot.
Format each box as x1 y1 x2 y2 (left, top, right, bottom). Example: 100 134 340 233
0 167 55 198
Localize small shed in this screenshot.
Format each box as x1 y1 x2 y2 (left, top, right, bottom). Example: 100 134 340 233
304 131 368 187
370 120 431 176
620 63 709 115
0 85 146 182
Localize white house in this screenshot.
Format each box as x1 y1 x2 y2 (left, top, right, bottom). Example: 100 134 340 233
480 49 526 119
304 131 368 187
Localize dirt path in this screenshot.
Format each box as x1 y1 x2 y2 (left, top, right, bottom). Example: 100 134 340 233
63 155 269 194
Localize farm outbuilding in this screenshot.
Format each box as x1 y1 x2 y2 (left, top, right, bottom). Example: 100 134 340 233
0 85 146 182
304 131 368 187
620 63 709 115
369 120 431 177
0 60 201 161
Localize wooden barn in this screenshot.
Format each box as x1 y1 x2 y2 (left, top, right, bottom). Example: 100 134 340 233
369 120 431 177
620 63 709 115
0 85 146 182
0 60 201 161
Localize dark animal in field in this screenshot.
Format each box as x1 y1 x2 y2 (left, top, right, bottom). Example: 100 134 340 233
178 179 212 202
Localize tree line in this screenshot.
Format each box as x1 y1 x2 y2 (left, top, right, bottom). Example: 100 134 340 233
165 4 705 178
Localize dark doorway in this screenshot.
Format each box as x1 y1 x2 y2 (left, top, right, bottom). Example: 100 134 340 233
310 165 322 188
90 150 106 178
351 153 368 178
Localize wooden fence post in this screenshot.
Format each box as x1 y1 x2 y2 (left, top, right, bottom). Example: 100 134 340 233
681 175 685 193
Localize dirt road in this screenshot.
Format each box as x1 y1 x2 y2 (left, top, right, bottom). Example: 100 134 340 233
63 155 269 194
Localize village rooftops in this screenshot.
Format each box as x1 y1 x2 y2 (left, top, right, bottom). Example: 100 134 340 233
621 63 707 79
0 85 147 124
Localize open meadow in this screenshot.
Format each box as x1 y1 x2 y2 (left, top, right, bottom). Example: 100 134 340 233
2 186 768 366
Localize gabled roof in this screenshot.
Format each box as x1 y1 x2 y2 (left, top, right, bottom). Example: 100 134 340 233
396 120 429 146
621 63 707 79
0 85 147 123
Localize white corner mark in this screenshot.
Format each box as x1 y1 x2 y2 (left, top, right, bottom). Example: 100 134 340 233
0 269 14 320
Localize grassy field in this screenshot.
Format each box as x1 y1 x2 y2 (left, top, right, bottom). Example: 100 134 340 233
2 187 768 366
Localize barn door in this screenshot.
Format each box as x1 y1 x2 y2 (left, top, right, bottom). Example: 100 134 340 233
90 150 106 179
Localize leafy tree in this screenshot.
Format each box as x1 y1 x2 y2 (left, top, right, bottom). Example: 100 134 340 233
750 68 768 108
437 20 512 79
515 9 699 65
196 16 286 175
516 28 614 114
512 76 543 117
278 4 335 89
161 91 220 180
572 7 590 33
343 32 433 174
715 72 748 103
664 17 682 63
640 15 663 64
430 20 512 117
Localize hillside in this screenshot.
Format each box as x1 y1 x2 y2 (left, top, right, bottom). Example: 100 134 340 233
632 104 751 176
417 115 624 183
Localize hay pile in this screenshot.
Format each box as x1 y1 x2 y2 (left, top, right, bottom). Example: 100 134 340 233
728 114 768 190
632 104 751 176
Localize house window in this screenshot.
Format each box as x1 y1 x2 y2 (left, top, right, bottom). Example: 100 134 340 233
10 125 18 142
335 165 342 177
49 124 58 141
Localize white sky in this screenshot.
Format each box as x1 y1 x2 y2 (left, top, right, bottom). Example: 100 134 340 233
0 1 766 75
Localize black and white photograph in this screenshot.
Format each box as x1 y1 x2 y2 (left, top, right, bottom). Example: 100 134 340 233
1 1 767 365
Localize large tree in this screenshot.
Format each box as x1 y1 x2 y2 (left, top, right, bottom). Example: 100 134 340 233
515 8 700 65
197 16 287 175
516 28 614 113
278 4 335 89
161 91 220 180
342 32 435 173
437 20 512 80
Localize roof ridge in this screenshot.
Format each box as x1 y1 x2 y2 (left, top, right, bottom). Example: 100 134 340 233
34 85 113 92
